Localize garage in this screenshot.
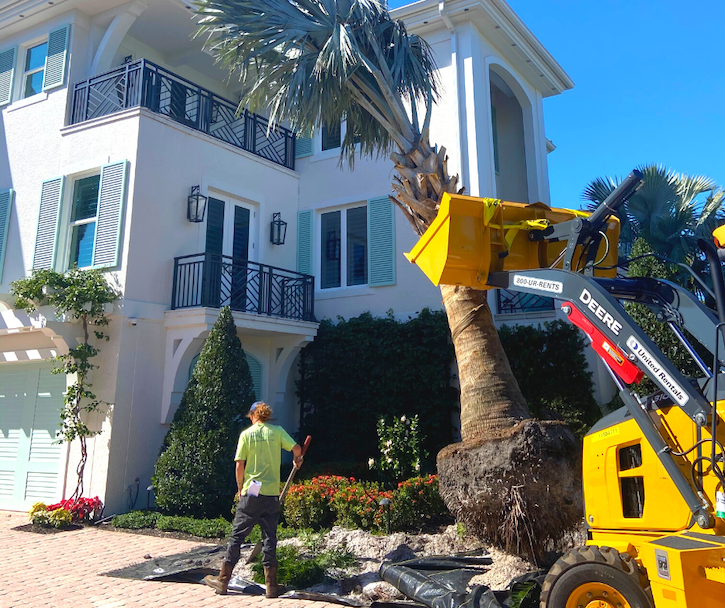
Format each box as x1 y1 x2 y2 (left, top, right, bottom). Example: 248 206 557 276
0 363 65 511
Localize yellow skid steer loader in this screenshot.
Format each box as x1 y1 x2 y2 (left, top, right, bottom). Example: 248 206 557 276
406 170 725 608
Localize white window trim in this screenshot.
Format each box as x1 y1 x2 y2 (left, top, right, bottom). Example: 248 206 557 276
310 119 359 162
59 169 101 270
316 202 368 293
16 35 47 103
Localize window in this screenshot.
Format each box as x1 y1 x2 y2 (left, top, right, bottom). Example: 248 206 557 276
321 122 341 151
23 42 47 98
320 206 367 289
68 175 100 268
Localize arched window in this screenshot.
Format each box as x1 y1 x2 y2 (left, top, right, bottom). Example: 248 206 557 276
188 352 262 400
489 66 529 203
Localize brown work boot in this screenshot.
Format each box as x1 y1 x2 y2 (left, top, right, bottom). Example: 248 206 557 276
203 560 233 595
264 564 283 598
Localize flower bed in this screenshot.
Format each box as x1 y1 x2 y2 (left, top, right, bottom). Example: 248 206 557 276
29 497 103 529
283 474 447 533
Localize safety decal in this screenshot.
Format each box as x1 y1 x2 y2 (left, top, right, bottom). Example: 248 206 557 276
655 549 671 581
626 337 689 406
512 275 563 294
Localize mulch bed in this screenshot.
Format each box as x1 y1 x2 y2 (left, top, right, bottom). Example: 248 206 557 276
13 523 84 534
99 523 226 545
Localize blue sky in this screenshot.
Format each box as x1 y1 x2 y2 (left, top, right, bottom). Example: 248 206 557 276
388 0 725 209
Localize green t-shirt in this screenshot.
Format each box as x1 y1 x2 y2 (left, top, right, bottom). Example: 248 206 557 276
234 422 296 496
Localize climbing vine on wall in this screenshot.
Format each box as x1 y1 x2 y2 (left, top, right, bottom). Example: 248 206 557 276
297 309 457 469
11 268 120 500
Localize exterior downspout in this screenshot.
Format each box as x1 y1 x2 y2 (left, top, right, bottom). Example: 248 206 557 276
438 0 468 193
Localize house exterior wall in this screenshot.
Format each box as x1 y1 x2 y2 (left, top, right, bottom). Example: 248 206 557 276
0 0 590 514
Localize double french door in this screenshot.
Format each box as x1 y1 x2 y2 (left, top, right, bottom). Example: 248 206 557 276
204 194 256 310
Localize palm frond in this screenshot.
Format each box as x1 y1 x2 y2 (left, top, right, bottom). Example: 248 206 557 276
194 0 439 162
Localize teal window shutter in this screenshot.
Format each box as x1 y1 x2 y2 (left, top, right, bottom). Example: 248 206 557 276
367 196 396 286
0 47 17 106
92 160 128 268
0 189 13 283
33 177 64 270
42 25 69 91
297 209 313 275
245 353 263 400
295 136 313 159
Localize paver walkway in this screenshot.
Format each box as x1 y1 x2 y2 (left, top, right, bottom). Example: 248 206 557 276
0 511 333 608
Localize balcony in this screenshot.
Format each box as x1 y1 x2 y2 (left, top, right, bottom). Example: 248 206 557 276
70 59 296 170
172 253 315 322
497 288 555 314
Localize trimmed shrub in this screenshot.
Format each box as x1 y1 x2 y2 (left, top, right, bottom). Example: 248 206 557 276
112 511 159 529
331 482 392 532
283 474 447 533
156 515 232 538
391 475 447 531
153 307 257 518
283 475 351 529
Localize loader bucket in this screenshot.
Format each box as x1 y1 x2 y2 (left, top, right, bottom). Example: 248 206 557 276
404 193 620 288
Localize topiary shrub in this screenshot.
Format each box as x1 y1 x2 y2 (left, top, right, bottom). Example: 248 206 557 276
153 307 257 518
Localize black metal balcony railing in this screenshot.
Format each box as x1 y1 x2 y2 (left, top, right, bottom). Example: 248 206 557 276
172 253 315 322
70 59 296 170
497 288 555 314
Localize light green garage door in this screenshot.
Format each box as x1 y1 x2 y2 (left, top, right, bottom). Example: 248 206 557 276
0 364 65 511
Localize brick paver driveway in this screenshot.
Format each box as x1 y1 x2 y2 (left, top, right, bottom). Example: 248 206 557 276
0 511 332 608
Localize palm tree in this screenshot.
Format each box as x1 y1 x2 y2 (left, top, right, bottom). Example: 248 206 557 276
196 0 581 558
583 164 724 264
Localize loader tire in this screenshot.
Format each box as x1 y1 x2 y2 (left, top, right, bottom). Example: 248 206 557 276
540 545 653 608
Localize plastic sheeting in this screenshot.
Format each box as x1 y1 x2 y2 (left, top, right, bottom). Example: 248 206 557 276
379 556 543 608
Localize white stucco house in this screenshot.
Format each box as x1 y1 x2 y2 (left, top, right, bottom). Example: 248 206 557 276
0 0 606 515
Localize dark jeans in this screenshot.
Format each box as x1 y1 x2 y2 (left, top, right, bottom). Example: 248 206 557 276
225 494 280 568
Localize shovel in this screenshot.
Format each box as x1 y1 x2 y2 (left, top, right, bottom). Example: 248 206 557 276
246 435 311 563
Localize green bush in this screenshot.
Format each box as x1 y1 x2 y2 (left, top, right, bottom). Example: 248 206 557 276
283 474 449 532
156 515 232 538
331 482 391 532
284 476 350 529
153 307 257 518
250 544 356 588
372 415 426 483
499 320 602 438
391 475 448 531
297 310 456 469
112 511 159 529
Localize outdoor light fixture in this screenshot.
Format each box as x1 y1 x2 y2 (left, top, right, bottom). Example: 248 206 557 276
187 186 207 223
270 212 288 245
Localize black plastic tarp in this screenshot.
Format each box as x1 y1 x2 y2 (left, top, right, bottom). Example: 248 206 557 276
379 556 543 608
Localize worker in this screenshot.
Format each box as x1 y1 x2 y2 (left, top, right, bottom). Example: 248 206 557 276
203 401 303 597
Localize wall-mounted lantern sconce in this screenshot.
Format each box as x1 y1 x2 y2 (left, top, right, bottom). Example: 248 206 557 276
187 186 207 223
270 212 288 245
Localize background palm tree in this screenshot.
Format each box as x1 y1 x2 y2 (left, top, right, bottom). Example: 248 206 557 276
196 0 581 558
583 164 724 264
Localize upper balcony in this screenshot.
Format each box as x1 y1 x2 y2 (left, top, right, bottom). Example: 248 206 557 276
69 59 297 170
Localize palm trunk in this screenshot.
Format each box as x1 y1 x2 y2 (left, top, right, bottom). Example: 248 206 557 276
391 141 582 561
440 284 529 439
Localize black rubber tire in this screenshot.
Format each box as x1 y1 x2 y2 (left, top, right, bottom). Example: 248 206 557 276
540 545 653 608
